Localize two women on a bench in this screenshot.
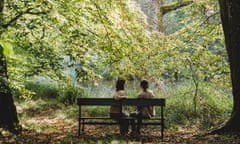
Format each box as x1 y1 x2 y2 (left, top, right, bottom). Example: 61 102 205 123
109 78 155 136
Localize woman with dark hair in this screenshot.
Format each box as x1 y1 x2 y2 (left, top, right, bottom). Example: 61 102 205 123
109 78 129 135
130 79 155 135
138 80 155 118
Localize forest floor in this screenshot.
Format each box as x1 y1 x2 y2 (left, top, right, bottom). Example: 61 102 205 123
0 101 240 144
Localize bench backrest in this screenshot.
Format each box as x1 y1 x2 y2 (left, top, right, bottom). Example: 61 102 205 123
77 98 165 107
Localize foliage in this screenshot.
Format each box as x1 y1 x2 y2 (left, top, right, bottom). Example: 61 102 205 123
0 0 236 141
57 84 83 106
24 80 59 99
0 0 230 101
24 78 83 106
162 81 232 128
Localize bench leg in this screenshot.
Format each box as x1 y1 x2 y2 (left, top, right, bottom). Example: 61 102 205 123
161 106 164 140
82 119 85 133
78 119 81 136
78 119 85 136
161 124 164 140
78 106 81 137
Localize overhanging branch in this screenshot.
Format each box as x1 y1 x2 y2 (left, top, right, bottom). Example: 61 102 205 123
0 0 4 13
161 0 193 15
2 6 47 29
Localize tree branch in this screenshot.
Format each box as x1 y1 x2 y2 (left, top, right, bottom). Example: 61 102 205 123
0 0 4 13
2 6 47 28
161 0 193 15
0 0 4 28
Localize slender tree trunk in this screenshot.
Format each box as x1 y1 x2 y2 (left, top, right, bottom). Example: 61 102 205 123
157 0 163 32
0 0 20 133
150 0 161 31
212 0 240 133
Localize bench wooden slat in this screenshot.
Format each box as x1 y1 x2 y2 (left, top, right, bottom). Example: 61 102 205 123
80 118 163 125
81 122 162 125
79 117 164 120
77 98 165 106
82 122 119 125
78 98 121 106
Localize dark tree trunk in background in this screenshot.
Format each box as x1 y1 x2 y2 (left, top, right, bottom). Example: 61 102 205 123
213 0 240 133
0 45 19 132
0 0 19 132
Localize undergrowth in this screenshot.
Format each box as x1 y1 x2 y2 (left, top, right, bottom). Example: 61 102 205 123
17 80 233 131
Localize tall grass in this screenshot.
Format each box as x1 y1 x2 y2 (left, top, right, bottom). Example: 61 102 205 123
160 81 232 128
24 80 59 99
24 80 83 105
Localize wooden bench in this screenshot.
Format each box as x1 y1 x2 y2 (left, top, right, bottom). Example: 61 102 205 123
77 98 166 139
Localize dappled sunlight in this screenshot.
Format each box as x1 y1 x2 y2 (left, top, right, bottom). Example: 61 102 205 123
0 0 238 143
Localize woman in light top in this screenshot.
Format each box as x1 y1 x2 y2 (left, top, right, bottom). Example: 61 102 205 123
109 78 129 135
130 79 155 135
137 79 155 118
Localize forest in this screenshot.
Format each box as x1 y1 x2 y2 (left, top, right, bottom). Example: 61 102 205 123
1 0 240 143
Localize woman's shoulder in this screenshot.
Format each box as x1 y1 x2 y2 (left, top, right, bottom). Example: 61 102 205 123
113 90 125 97
138 90 154 98
117 90 125 95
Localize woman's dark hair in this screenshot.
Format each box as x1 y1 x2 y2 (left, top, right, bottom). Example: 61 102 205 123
116 78 125 91
140 79 149 91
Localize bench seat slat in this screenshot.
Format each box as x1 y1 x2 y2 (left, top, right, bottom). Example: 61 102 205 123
77 98 165 106
82 122 162 125
79 117 164 120
83 122 119 125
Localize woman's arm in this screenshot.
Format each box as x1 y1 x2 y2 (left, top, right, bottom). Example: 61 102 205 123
113 91 127 100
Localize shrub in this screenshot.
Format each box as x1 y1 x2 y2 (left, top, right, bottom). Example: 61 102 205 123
57 84 83 106
158 81 232 128
25 80 59 99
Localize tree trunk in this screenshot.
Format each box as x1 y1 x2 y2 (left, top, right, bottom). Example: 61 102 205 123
212 0 240 134
151 0 161 31
0 45 19 132
0 0 20 133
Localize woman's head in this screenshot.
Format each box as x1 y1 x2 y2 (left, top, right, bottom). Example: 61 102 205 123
140 79 149 91
116 78 125 91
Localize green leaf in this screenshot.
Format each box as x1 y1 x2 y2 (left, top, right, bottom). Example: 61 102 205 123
0 40 14 56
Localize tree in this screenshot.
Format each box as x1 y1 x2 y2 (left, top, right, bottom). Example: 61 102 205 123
0 0 49 132
212 0 240 133
0 44 19 132
0 0 19 132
